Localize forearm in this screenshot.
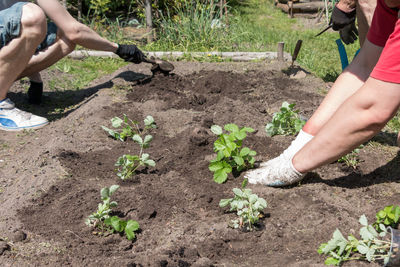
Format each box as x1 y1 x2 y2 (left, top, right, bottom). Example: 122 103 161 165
36 0 118 52
294 77 400 173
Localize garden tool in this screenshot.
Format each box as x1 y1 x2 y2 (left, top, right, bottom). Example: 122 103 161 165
142 56 174 75
291 39 303 67
315 24 333 37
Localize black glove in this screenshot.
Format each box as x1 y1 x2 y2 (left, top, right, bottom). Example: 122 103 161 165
330 5 356 31
115 44 145 64
339 22 358 44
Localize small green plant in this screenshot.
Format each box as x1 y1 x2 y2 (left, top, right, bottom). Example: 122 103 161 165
209 124 256 184
318 214 393 266
265 101 306 137
374 205 400 230
85 185 120 230
219 179 267 231
337 146 363 169
102 114 156 142
115 153 155 180
85 185 140 240
102 115 157 180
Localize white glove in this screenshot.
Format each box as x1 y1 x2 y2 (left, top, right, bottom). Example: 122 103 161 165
244 153 304 187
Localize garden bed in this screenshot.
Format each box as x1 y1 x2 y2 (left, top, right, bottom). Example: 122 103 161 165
1 61 399 266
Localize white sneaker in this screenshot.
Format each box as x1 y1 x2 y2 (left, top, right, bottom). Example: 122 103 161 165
0 98 48 131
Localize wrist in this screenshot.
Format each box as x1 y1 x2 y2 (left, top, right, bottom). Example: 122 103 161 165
335 2 355 13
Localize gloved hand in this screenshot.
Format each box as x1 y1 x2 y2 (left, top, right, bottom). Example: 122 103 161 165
330 5 356 31
339 22 358 44
244 153 305 187
115 44 145 64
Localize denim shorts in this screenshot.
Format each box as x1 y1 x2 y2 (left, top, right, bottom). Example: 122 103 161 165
0 2 57 52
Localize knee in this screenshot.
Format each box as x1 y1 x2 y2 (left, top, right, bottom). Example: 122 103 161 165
20 3 47 41
57 30 77 55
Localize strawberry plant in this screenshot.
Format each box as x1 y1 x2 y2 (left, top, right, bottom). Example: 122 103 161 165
209 123 256 184
318 214 393 266
219 179 267 231
373 205 400 230
106 115 157 180
337 145 363 169
102 114 156 142
265 101 305 137
85 185 140 240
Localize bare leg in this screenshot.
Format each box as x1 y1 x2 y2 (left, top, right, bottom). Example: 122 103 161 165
0 3 47 100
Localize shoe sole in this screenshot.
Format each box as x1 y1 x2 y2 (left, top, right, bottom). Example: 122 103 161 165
0 121 49 131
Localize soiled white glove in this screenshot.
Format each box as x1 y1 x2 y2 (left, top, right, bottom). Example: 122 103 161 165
245 153 304 187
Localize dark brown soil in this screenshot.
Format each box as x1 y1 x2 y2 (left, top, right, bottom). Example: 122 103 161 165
1 61 399 267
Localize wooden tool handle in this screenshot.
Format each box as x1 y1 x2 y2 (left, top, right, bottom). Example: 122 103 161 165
292 40 303 62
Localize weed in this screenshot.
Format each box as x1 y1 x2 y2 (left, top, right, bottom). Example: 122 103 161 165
219 179 267 231
265 101 305 137
209 123 256 184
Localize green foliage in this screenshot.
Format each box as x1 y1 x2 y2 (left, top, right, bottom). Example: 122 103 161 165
86 185 140 240
265 101 305 137
318 214 393 266
102 115 157 180
219 179 267 231
85 185 120 230
104 216 140 240
337 146 363 169
209 124 256 184
374 205 400 230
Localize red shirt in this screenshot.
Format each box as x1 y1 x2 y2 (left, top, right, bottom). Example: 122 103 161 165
368 0 400 83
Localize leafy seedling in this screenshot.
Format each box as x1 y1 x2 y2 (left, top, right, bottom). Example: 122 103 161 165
318 214 392 266
337 145 363 169
265 101 305 137
85 185 120 231
109 115 157 180
219 179 267 231
209 124 256 184
86 185 140 240
373 205 400 230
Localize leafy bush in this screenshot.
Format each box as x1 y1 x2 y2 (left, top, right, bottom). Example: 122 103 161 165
265 101 305 137
209 123 256 184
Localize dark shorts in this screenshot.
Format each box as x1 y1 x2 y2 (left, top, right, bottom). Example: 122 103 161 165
0 2 57 52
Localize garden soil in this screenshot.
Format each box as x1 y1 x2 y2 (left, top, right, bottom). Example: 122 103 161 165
1 61 400 267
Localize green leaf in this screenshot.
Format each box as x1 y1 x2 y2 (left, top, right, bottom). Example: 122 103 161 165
109 185 119 195
143 135 153 145
233 156 244 166
234 131 247 141
219 198 232 207
211 125 223 135
144 159 156 167
214 169 228 184
209 161 224 171
144 115 155 126
242 178 248 188
232 188 243 197
106 216 125 232
224 123 239 133
132 134 143 144
111 117 123 128
100 187 110 200
359 214 368 226
240 147 250 157
324 257 340 266
141 153 150 161
125 220 139 240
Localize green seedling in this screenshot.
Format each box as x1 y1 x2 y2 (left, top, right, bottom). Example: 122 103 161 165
318 214 392 266
337 146 363 169
373 205 400 230
85 185 120 231
102 114 156 142
209 124 256 184
107 115 156 180
86 185 140 240
104 216 140 241
265 101 305 137
219 179 267 231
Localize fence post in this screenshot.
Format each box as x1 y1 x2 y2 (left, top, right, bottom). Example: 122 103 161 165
277 42 285 61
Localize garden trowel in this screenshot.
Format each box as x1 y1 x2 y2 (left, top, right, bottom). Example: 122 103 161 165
291 39 303 67
142 56 174 75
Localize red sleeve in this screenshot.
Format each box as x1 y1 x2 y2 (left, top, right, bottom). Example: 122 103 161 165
367 0 398 46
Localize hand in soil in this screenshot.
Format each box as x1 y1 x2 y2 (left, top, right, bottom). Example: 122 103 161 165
244 153 304 187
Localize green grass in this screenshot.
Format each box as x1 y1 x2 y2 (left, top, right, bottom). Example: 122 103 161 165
48 57 127 91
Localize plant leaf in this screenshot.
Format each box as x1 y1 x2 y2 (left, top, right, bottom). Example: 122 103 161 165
211 125 223 135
